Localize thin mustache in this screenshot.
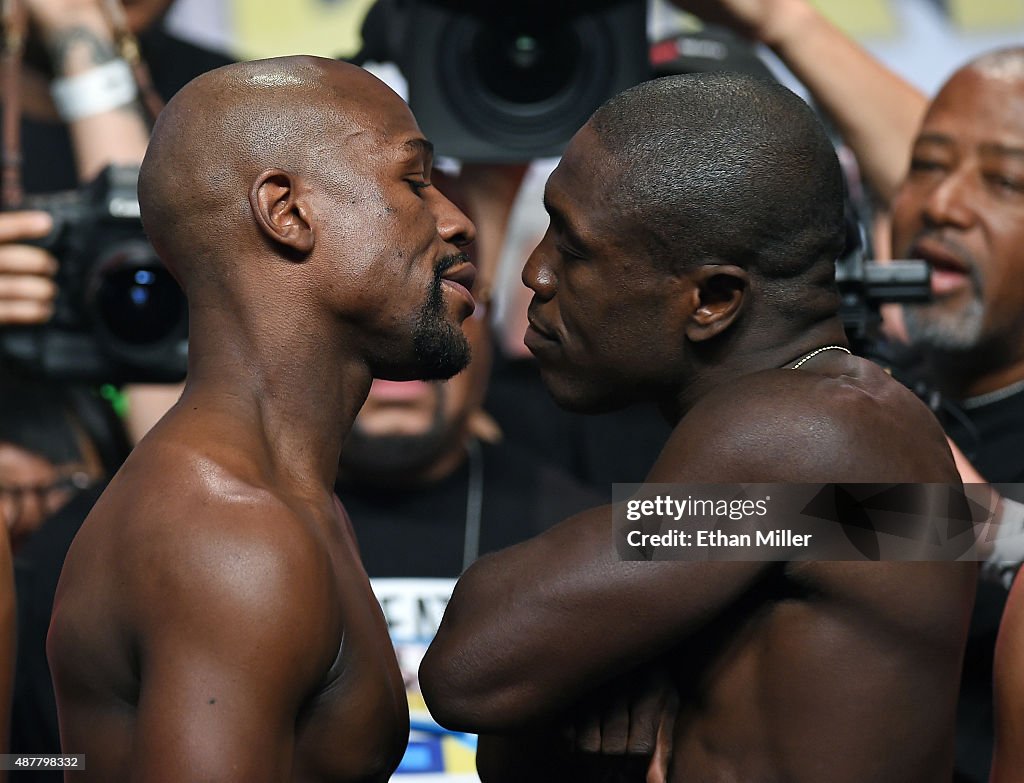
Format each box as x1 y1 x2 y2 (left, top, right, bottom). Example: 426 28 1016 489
435 253 470 277
911 230 977 269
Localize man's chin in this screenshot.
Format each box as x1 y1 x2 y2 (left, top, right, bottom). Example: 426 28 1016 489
902 302 984 352
411 327 472 381
541 370 632 415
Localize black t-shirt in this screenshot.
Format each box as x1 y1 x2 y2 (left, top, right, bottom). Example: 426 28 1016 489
944 383 1024 485
484 353 671 498
338 440 603 578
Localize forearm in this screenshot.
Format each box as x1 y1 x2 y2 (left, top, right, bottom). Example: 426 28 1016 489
420 508 762 731
34 4 150 180
757 0 926 204
421 515 641 731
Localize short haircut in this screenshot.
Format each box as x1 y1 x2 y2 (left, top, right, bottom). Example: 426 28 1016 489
589 72 846 284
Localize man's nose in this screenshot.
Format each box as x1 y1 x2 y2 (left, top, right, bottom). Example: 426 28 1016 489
436 193 476 249
522 242 556 300
922 167 977 230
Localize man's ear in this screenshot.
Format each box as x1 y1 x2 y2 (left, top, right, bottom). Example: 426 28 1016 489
249 169 314 255
684 264 748 342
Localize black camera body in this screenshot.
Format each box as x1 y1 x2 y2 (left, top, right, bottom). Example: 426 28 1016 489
0 165 188 383
836 254 931 353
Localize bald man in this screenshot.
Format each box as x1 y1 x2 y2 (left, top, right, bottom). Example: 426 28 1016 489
420 74 975 782
46 56 476 782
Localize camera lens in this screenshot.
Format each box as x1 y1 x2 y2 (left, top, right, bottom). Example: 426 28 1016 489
472 24 581 105
439 10 615 150
90 240 186 346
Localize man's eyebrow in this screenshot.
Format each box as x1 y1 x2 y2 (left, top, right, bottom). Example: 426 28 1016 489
542 192 587 250
915 133 1024 161
981 143 1024 161
401 138 435 158
913 133 955 148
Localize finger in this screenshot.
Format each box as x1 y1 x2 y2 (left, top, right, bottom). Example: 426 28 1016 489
0 298 55 324
0 210 54 243
626 681 663 755
0 244 59 275
599 692 631 755
573 709 603 754
0 274 59 303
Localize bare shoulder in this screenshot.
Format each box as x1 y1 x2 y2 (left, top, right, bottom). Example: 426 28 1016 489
54 429 342 678
655 355 957 483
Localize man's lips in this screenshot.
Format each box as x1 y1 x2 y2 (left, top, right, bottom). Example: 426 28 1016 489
440 262 477 312
912 238 970 274
524 314 560 357
910 238 972 296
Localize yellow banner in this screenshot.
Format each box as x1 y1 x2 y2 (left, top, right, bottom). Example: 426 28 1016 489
814 0 898 38
948 0 1024 30
230 0 376 60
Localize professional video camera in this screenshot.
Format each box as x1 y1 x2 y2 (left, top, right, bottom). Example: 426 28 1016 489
837 256 931 355
353 0 650 161
0 164 188 383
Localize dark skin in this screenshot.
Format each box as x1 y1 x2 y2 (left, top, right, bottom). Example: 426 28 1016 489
46 56 476 782
993 572 1024 782
420 124 976 782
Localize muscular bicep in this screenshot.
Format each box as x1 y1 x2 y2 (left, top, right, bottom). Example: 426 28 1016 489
127 516 340 782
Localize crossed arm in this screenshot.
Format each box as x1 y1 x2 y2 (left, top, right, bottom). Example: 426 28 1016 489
420 504 769 733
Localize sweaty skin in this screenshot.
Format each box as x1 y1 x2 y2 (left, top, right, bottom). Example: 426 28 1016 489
993 572 1024 783
426 360 974 783
47 56 476 782
420 80 974 782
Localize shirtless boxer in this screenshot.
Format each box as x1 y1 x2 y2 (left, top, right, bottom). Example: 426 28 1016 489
47 55 476 781
420 73 975 782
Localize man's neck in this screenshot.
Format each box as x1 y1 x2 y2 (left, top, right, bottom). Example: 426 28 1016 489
184 311 372 493
662 320 850 424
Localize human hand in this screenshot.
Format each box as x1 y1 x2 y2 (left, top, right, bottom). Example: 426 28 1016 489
666 0 816 47
564 666 678 780
0 211 58 325
22 0 110 32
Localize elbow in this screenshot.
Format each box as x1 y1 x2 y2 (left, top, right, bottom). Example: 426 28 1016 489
419 642 546 734
418 641 491 733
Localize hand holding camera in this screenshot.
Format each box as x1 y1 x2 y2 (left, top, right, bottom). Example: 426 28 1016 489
0 212 58 325
1 166 187 382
